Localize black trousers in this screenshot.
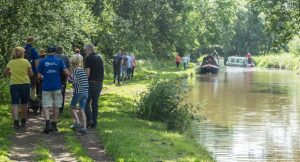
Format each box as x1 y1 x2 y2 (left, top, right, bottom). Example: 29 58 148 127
113 65 121 83
59 83 67 113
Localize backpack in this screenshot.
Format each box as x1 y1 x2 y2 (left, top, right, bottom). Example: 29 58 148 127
113 54 121 66
122 56 128 65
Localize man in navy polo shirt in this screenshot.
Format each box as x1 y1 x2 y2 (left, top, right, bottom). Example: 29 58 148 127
84 44 104 128
55 46 71 113
24 36 39 100
37 47 70 133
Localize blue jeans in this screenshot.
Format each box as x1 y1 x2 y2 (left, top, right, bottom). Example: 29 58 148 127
70 93 88 109
85 82 102 126
126 68 132 79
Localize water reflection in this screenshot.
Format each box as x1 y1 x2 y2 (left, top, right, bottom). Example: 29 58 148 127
189 68 300 161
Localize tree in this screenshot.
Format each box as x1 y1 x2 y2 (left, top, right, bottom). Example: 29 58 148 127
250 0 300 46
0 0 97 74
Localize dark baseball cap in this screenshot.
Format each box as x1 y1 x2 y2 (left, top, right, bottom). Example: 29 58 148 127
47 46 56 53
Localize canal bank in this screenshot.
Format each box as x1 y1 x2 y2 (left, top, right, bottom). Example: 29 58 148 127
97 62 214 161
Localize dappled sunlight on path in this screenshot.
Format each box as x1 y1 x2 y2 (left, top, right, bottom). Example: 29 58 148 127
9 113 76 162
76 129 113 162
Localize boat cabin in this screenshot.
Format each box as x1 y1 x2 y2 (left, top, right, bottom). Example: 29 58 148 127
226 56 254 67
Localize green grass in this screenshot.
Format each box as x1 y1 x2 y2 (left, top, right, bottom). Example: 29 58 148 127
0 105 13 162
253 52 299 70
59 112 94 162
1 60 213 162
34 145 55 162
98 93 214 162
96 62 214 161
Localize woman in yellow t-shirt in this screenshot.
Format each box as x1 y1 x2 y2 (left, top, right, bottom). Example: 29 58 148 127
4 47 33 129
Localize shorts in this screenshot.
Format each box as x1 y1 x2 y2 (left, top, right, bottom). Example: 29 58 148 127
70 93 88 110
42 90 62 108
10 84 30 106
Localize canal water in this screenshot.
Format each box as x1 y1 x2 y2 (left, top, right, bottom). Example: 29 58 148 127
189 67 300 162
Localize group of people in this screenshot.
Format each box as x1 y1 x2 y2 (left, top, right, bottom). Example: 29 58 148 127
112 51 136 84
175 54 190 69
4 36 104 134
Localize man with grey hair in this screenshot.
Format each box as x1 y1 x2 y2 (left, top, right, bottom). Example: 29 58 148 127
84 44 104 128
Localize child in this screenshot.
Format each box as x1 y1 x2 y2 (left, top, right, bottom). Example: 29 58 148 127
69 56 89 134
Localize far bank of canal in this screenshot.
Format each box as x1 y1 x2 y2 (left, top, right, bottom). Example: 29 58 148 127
188 67 300 161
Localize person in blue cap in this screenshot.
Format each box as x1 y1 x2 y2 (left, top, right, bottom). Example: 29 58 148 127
24 36 39 101
55 46 71 113
37 46 70 133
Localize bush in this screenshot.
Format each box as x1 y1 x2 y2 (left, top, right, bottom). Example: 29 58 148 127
136 79 201 132
0 78 10 104
253 53 299 70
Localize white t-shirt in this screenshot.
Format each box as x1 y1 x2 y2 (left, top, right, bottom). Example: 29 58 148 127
75 53 84 66
126 55 133 68
183 56 188 63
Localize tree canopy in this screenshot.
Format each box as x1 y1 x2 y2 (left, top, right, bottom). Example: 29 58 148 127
0 0 299 71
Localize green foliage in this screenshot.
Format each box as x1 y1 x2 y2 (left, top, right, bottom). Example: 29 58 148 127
1 0 298 73
34 145 55 162
100 93 214 162
0 78 11 104
0 0 96 72
230 4 271 55
136 79 199 132
250 0 300 46
288 35 300 55
253 53 299 70
0 105 13 161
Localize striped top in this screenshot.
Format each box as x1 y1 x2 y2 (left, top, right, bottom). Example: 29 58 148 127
72 67 89 94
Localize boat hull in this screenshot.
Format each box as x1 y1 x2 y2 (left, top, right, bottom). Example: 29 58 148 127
198 64 219 74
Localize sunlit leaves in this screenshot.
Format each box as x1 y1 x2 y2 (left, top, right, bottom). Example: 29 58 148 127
251 0 300 46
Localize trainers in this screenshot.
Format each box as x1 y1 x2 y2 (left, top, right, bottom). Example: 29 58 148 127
77 128 87 134
70 123 81 130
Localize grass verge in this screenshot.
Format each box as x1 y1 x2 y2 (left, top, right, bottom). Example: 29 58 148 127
0 105 13 162
96 62 214 161
34 145 55 162
59 112 94 162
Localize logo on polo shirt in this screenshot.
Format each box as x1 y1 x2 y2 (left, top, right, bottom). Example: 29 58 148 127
45 62 58 67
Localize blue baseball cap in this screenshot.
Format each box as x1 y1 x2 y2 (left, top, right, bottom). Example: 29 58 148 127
47 46 56 53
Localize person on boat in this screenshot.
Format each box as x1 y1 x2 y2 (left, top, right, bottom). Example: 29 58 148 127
203 55 216 65
175 54 181 68
246 52 252 64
